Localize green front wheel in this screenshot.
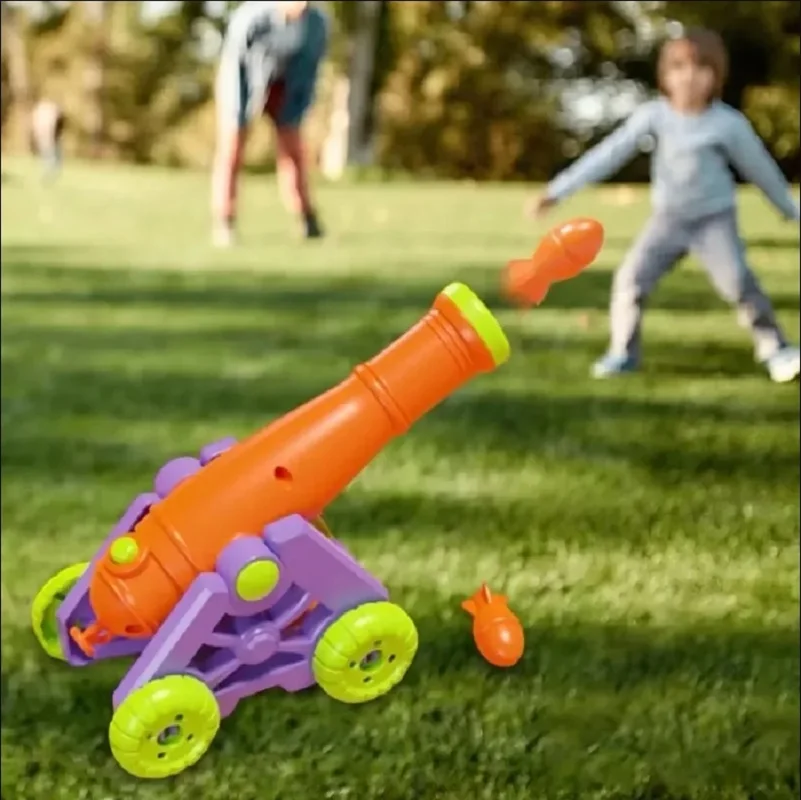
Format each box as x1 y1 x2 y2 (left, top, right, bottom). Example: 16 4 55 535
312 601 418 704
109 675 220 779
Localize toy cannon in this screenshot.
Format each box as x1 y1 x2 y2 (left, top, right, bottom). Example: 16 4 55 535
30 283 510 780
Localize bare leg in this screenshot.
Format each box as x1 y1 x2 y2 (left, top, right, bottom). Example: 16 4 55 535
211 124 247 244
211 57 249 246
275 125 323 238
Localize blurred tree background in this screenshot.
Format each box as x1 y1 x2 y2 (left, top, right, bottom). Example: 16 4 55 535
1 0 799 181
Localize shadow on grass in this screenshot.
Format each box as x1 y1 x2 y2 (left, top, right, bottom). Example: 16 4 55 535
2 252 799 420
2 245 799 531
3 362 797 463
2 385 798 556
3 250 799 547
746 236 801 252
601 233 801 252
2 245 799 316
3 614 798 757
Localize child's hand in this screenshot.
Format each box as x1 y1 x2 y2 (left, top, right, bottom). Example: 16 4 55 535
525 194 558 220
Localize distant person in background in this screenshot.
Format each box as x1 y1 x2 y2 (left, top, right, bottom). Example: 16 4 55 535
530 28 801 383
31 98 65 180
211 0 328 248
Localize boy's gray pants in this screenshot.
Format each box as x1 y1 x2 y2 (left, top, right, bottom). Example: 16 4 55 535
609 208 787 362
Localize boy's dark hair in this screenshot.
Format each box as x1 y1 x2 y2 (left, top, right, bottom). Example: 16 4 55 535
657 27 729 100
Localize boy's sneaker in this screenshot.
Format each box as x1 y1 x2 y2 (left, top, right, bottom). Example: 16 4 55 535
591 353 639 379
212 220 237 249
765 346 801 383
303 210 324 240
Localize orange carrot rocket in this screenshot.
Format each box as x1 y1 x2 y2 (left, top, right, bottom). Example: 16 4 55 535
462 583 525 668
504 217 604 306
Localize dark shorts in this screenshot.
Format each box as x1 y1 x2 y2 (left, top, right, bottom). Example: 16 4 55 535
216 61 311 131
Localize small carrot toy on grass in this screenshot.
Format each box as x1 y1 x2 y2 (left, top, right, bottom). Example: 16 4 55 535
462 583 525 668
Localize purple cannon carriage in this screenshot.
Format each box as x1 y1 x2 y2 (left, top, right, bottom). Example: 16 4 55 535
31 437 419 780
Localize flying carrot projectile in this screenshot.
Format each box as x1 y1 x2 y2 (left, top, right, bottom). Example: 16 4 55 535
462 583 525 668
504 217 604 306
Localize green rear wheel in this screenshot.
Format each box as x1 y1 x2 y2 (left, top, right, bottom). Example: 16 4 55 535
31 562 89 660
312 601 418 704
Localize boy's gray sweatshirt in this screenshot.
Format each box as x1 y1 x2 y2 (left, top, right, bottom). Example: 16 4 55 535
547 98 799 221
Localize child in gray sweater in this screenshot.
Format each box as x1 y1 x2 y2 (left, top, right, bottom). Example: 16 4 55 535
532 28 800 382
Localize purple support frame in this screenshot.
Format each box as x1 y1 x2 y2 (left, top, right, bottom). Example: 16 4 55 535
55 437 239 665
54 438 389 720
112 515 387 718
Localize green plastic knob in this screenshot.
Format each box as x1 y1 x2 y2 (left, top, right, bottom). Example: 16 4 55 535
236 560 280 602
109 536 139 565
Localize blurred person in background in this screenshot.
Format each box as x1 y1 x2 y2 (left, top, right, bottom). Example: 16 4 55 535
31 98 65 180
211 0 328 248
531 28 800 384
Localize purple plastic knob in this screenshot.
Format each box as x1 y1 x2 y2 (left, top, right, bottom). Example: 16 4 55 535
199 437 238 466
153 457 201 498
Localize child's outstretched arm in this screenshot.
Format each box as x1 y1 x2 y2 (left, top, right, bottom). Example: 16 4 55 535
723 112 800 221
544 101 658 205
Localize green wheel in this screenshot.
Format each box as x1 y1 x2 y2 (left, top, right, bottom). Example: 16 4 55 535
109 675 220 779
312 601 418 704
31 562 89 660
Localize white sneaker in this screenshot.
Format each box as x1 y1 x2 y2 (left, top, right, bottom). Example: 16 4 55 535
212 222 237 249
766 346 801 383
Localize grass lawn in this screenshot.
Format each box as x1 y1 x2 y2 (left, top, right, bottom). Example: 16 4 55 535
1 158 799 800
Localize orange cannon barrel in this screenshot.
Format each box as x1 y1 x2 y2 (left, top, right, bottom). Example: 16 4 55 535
73 284 510 655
